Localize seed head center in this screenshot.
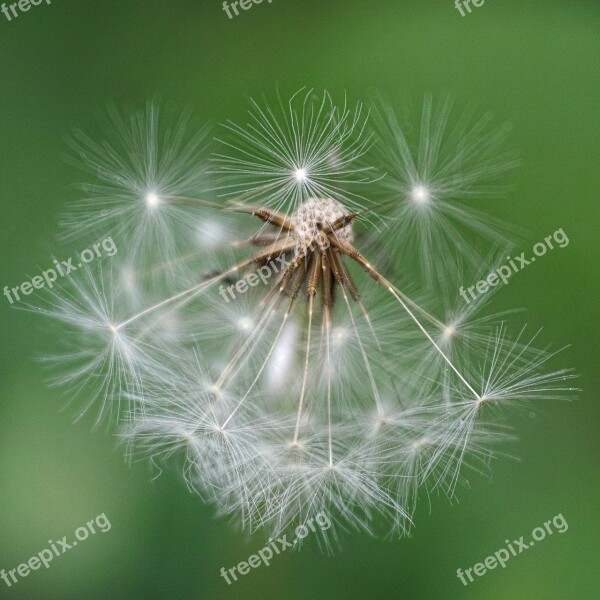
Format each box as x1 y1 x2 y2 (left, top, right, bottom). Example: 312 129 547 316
292 198 354 248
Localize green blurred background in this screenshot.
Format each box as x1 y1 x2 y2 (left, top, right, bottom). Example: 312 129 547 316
1 0 599 598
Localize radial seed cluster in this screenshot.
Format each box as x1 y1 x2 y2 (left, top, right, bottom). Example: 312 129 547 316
38 90 575 545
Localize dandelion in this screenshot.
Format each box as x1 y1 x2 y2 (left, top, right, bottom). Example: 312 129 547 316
40 92 576 544
62 101 214 283
371 94 521 287
212 88 378 215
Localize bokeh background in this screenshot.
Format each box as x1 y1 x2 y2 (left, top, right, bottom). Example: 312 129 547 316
1 0 599 598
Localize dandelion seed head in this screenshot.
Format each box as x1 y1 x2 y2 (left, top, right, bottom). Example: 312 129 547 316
292 197 354 246
38 92 575 543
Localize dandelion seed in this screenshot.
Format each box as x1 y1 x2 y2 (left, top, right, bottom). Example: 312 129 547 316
372 94 520 286
213 88 378 215
62 102 213 283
